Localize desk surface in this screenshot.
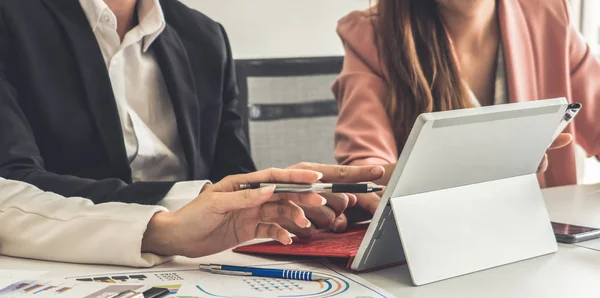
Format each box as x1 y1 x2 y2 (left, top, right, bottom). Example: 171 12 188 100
2 183 600 298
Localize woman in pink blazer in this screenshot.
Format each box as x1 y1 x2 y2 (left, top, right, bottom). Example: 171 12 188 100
334 0 599 213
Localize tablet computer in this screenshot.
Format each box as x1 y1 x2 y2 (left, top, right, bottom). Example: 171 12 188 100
351 98 569 285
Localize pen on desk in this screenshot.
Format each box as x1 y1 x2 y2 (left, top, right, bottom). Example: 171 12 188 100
199 264 330 281
110 288 169 298
551 102 582 141
142 287 170 298
239 183 383 193
109 290 143 298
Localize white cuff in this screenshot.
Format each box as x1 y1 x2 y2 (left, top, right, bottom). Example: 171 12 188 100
158 180 210 211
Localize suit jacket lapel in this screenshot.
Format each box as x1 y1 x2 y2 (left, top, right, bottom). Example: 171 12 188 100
43 0 131 181
499 0 539 103
153 26 200 179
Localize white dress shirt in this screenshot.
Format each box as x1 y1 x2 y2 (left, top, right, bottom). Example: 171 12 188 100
79 0 206 209
0 177 171 267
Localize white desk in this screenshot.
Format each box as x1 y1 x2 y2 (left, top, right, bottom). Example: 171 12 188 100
2 184 600 297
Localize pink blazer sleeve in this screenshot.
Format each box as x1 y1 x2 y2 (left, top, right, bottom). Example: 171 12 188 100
332 11 398 166
567 22 600 158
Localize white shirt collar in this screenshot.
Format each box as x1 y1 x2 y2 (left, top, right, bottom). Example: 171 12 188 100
79 0 166 52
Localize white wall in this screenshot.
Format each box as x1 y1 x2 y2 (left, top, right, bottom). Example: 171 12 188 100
180 0 370 59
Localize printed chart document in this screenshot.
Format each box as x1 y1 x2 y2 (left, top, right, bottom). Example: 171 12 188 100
0 270 46 290
62 260 396 298
0 270 154 298
0 279 142 297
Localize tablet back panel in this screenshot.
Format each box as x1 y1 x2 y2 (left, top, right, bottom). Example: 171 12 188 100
391 174 557 285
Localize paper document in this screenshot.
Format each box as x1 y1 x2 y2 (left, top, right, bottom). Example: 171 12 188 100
63 260 395 298
0 279 149 298
0 270 46 291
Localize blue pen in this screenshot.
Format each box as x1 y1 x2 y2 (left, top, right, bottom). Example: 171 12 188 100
199 264 329 281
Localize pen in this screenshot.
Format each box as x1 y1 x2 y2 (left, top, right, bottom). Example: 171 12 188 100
110 287 169 298
239 183 383 193
199 264 330 281
551 102 582 141
142 287 170 298
109 290 143 298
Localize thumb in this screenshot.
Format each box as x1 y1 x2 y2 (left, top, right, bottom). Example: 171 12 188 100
212 185 276 213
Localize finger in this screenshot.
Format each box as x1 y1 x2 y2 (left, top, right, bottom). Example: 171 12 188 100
279 219 317 239
255 222 293 245
321 193 349 217
211 185 276 213
347 194 358 208
355 193 381 215
330 213 348 233
217 168 322 192
301 205 337 229
538 154 549 173
549 133 572 150
271 192 327 207
289 163 384 183
259 200 311 228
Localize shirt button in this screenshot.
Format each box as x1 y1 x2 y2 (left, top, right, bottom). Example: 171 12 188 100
103 15 110 23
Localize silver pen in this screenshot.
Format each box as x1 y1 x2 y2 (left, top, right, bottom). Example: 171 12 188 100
239 183 383 193
551 102 582 142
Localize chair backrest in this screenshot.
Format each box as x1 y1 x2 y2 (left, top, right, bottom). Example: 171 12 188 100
236 57 343 170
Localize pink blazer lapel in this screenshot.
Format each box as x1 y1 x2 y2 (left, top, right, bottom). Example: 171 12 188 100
499 0 539 103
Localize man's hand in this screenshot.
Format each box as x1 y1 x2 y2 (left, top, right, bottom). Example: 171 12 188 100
141 168 325 258
538 133 572 173
286 162 385 234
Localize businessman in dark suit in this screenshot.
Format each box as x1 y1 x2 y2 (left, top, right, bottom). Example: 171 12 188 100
0 0 383 232
0 0 258 207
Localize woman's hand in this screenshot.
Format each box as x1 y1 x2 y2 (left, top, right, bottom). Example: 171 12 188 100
538 133 573 173
141 168 326 258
